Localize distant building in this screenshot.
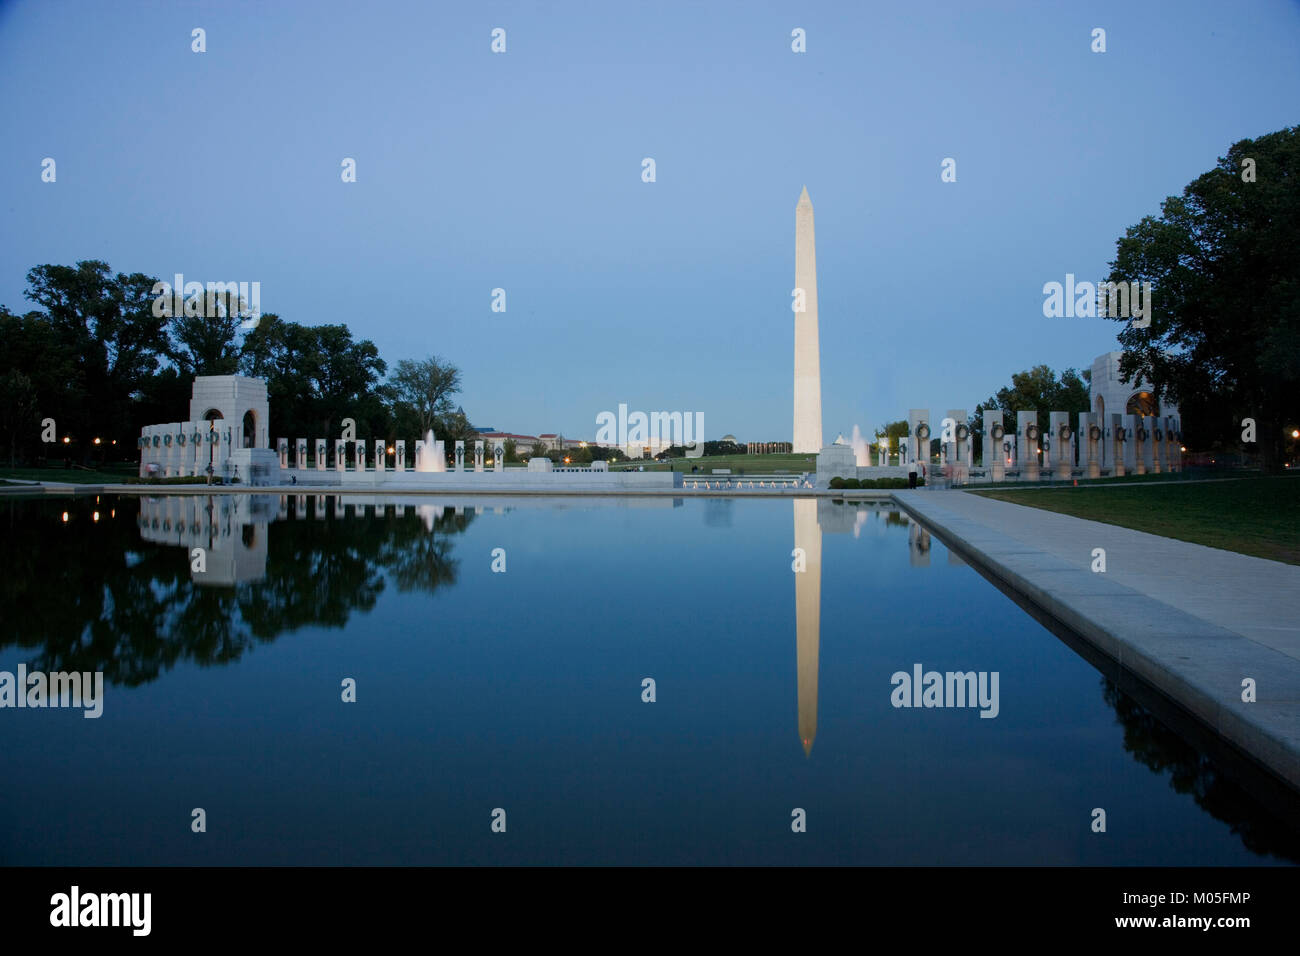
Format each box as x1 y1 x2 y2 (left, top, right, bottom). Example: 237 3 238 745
747 441 793 455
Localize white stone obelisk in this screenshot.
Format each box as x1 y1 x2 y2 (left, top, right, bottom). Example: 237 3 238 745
793 187 823 453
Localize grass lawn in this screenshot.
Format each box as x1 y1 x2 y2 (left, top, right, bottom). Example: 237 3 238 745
611 453 817 474
0 464 139 484
972 476 1300 565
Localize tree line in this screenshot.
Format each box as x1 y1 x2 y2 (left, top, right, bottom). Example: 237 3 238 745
874 127 1299 470
0 260 471 466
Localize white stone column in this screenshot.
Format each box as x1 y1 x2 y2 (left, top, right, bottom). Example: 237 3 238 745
474 440 484 472
455 440 465 472
1120 414 1138 474
1110 414 1127 477
1017 411 1039 481
1050 412 1072 480
493 441 504 472
375 439 385 473
277 438 288 469
984 409 1006 482
395 440 406 471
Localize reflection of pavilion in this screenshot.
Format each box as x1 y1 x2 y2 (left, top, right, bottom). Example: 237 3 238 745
137 495 277 585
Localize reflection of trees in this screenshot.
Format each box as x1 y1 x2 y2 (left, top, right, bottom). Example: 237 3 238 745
0 496 472 687
375 507 469 593
1103 679 1300 862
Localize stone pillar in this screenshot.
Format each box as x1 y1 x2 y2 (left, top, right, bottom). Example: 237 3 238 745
474 440 485 472
296 439 307 470
1082 413 1102 479
908 409 930 476
1149 416 1163 473
454 440 465 472
209 427 222 479
1017 411 1039 481
375 439 385 473
493 441 504 472
316 440 326 471
1109 414 1127 477
335 439 346 472
1133 416 1148 475
277 438 288 469
984 409 1006 482
395 440 406 471
947 409 970 483
1050 412 1072 480
877 437 888 467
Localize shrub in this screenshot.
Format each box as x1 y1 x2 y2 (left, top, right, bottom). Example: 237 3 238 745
828 477 846 489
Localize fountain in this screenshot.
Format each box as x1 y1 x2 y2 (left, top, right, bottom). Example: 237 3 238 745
415 429 446 473
850 425 871 467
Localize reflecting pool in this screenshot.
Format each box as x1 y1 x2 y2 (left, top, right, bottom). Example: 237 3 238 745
1 493 1297 865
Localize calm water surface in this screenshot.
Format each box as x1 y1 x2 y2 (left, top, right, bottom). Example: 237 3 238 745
1 493 1296 865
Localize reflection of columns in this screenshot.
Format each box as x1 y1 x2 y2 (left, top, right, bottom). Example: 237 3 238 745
794 499 821 757
908 519 932 567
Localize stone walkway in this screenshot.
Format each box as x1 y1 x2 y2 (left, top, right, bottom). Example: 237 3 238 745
892 489 1300 790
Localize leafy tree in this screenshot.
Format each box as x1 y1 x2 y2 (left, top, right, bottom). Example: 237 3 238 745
0 370 37 467
240 317 387 441
1105 126 1300 470
389 356 461 436
24 260 169 457
0 306 80 464
164 287 250 376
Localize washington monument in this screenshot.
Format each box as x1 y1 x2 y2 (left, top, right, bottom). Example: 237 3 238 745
793 187 823 453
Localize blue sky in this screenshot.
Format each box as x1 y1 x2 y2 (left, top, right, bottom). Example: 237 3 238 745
1 0 1297 443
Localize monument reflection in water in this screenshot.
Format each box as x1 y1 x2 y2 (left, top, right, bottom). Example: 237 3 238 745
0 492 1297 865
